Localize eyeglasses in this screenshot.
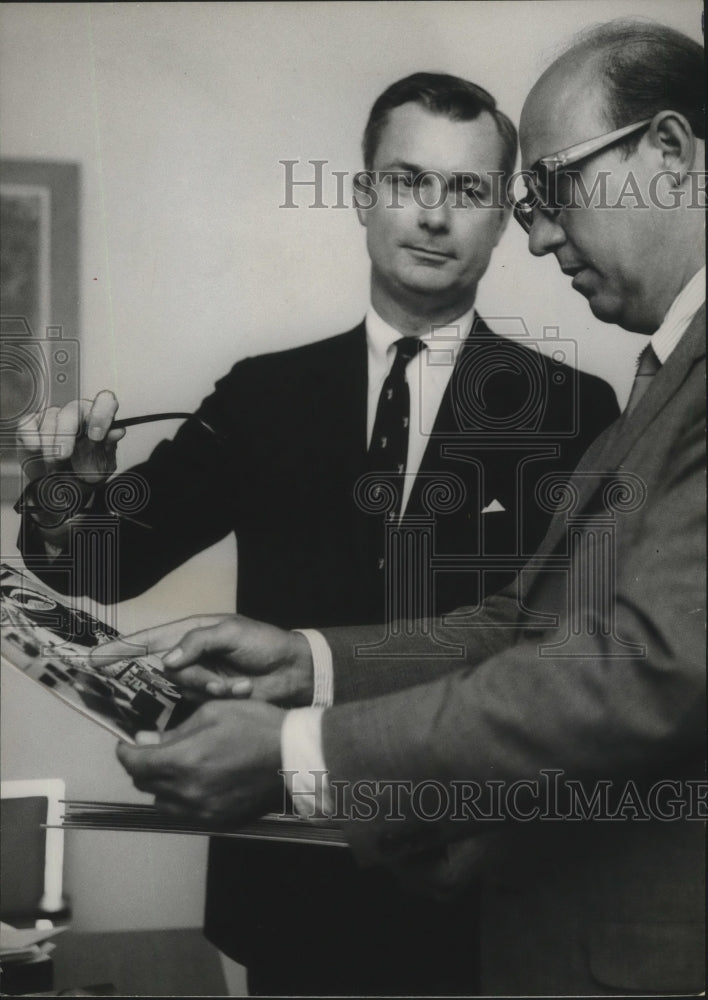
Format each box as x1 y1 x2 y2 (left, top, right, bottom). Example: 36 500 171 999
512 118 653 233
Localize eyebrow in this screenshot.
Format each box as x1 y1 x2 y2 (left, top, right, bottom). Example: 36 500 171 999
377 160 491 186
377 160 427 175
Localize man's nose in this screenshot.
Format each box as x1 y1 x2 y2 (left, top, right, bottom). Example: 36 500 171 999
528 211 566 256
417 185 452 231
418 202 451 232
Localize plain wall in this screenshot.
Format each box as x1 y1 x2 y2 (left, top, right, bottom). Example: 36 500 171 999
1 0 703 938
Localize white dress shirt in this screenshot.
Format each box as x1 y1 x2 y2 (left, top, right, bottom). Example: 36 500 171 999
646 265 705 367
283 270 706 817
283 302 475 814
365 304 475 515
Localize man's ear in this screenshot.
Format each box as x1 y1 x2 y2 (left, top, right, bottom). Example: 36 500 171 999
353 170 376 225
647 111 698 179
494 203 512 246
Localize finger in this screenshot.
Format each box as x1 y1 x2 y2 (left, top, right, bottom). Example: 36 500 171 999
39 407 61 464
116 738 182 780
247 672 292 703
54 399 85 459
86 390 120 442
162 618 244 669
206 676 254 698
166 663 221 689
91 615 226 666
16 412 50 481
153 796 193 818
164 662 253 697
135 730 162 746
16 410 43 452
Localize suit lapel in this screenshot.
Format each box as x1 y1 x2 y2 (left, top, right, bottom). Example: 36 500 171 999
323 322 369 481
587 306 705 475
415 314 497 476
535 307 706 561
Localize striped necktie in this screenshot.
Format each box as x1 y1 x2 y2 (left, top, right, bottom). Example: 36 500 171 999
625 343 660 415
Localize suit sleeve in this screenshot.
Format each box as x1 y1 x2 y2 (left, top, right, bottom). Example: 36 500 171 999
320 585 526 702
321 401 705 865
18 359 254 603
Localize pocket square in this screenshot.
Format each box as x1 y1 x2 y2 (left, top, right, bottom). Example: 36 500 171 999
481 499 506 514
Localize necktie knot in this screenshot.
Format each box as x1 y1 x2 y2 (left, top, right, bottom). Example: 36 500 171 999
625 342 661 414
635 343 661 377
390 336 425 374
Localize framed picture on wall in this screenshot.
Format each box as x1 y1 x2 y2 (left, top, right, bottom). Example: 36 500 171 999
0 159 80 495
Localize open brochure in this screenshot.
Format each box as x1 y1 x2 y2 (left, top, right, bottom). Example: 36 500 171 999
0 564 195 743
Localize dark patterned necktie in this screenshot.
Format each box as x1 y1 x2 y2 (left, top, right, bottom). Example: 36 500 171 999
625 343 661 415
368 337 426 519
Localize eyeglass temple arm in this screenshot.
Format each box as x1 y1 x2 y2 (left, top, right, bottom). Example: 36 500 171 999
112 412 221 438
540 118 653 169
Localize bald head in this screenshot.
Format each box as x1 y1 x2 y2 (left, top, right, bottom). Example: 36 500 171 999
518 20 705 334
522 19 705 170
520 51 608 173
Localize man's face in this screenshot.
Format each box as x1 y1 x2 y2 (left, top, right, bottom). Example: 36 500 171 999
357 103 509 316
519 64 664 333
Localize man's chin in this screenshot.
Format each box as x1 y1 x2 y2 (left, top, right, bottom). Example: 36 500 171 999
586 290 624 328
399 271 461 298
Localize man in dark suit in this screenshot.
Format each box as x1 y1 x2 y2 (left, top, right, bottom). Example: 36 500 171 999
109 21 705 996
19 74 618 993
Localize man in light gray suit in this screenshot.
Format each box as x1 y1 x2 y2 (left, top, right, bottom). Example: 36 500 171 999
109 20 705 995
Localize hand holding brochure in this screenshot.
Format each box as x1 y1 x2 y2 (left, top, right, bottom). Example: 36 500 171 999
1 565 346 848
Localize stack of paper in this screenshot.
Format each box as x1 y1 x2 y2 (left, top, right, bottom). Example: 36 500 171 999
55 800 348 848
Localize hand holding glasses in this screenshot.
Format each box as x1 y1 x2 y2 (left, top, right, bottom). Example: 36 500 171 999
15 407 223 529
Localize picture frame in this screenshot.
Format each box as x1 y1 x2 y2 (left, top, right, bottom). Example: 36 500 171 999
0 159 80 495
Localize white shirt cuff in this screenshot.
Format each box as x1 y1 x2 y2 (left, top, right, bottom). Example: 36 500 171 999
280 707 332 819
292 628 334 707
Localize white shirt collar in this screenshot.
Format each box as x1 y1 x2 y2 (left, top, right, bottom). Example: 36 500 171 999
649 266 706 365
364 303 476 368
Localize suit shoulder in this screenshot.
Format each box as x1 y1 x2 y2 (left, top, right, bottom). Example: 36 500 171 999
252 323 365 369
216 323 365 389
572 365 617 396
479 327 618 408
